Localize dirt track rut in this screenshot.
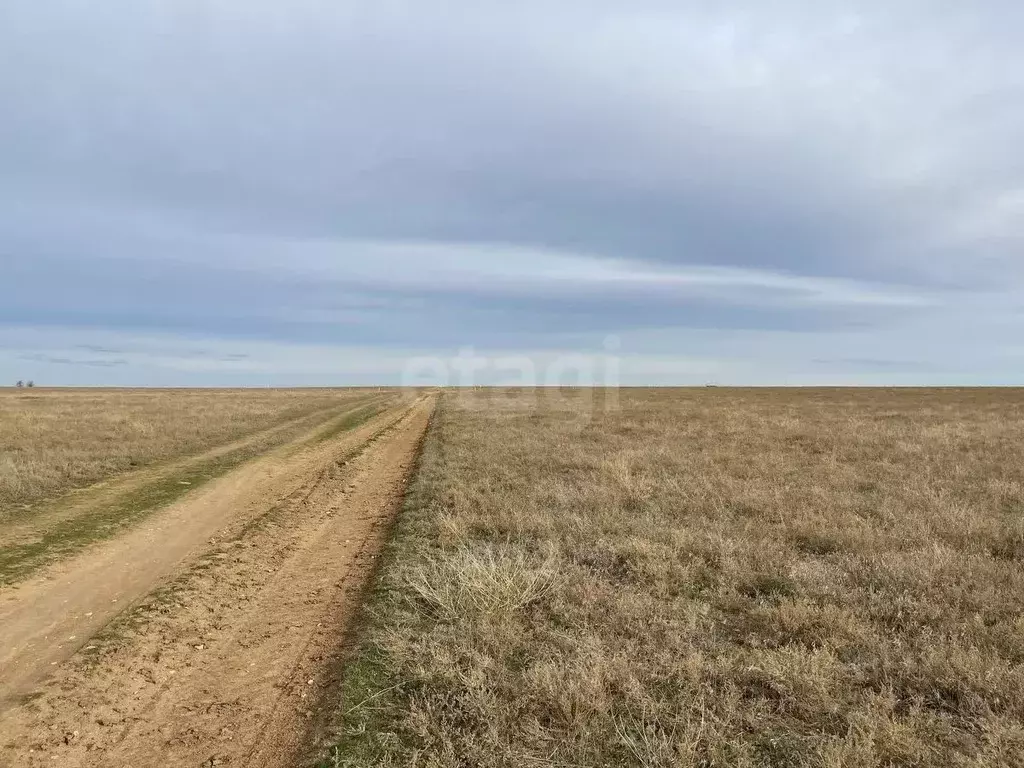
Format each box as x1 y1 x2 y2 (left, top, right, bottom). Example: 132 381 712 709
0 394 435 767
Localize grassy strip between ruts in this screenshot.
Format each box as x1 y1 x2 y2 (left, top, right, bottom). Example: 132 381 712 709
0 388 379 512
0 397 390 586
317 389 1024 768
76 397 409 668
313 398 393 445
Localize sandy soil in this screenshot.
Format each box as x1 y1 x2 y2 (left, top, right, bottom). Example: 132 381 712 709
0 394 434 767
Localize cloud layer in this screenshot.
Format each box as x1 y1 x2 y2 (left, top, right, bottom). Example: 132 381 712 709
2 1 1022 384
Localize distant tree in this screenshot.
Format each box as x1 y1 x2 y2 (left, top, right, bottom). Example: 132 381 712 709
15 380 24 388
26 380 35 388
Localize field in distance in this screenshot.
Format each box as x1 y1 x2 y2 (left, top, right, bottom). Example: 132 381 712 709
0 387 385 513
331 388 1024 768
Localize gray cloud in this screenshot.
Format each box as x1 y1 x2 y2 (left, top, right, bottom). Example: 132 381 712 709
19 353 129 368
2 1 1023 384
75 345 126 355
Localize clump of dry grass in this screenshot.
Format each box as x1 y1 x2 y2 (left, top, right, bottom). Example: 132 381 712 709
0 388 372 512
403 545 558 622
324 389 1024 768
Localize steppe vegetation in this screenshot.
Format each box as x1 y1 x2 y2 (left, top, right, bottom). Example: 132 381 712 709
0 388 373 513
327 388 1024 768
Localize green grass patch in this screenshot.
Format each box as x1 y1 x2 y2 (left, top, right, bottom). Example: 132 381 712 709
0 449 253 585
312 400 391 445
314 399 444 767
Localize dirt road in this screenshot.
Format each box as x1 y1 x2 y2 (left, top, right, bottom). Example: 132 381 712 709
0 394 435 767
0 393 389 585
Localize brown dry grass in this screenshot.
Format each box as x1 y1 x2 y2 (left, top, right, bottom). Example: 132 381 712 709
0 388 374 512
326 388 1024 768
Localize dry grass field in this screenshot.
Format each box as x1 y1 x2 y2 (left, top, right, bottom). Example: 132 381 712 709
327 389 1024 768
0 387 374 513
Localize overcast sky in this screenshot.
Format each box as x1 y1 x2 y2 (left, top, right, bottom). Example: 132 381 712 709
2 1 1023 385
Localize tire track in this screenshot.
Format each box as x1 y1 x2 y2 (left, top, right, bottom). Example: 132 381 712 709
0 395 412 711
0 395 435 768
